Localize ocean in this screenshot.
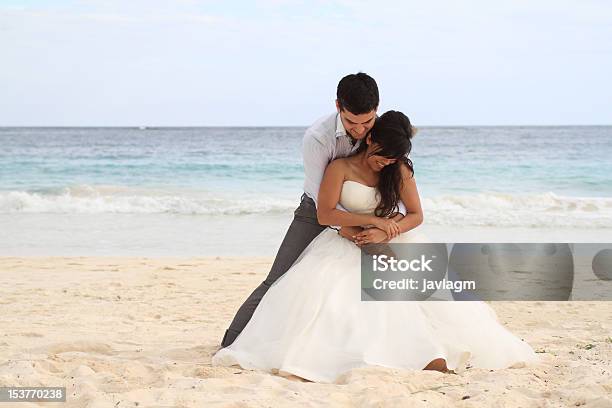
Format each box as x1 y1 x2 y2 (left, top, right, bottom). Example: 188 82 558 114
1 125 611 255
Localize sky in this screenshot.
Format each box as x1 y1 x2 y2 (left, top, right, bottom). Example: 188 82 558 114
1 0 611 126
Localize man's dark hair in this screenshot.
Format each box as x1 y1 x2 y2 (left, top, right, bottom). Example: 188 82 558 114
336 72 379 114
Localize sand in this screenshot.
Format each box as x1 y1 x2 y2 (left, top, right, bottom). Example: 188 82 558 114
0 257 611 407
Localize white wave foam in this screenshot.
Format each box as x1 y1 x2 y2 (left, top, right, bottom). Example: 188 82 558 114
2 186 612 228
422 192 612 228
0 185 296 215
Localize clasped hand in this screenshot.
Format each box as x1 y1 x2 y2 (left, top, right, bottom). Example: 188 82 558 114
339 213 403 247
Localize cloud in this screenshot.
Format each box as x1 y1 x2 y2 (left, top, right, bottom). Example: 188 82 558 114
0 0 610 125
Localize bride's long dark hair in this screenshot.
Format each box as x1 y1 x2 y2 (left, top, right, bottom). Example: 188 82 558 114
353 110 415 217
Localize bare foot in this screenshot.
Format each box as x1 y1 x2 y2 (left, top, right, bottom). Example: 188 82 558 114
424 358 449 372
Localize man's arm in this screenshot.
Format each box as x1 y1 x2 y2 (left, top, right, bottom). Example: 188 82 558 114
302 130 349 230
302 132 330 206
339 225 364 242
353 213 403 246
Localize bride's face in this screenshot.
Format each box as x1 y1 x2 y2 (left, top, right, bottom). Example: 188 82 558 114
365 138 397 172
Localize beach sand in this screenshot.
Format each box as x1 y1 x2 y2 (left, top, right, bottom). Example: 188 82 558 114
1 257 611 407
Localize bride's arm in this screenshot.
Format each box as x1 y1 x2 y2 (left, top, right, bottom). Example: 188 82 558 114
317 160 396 232
394 163 424 233
352 164 423 246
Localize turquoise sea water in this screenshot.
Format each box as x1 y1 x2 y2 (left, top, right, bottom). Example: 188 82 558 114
1 125 611 255
1 126 611 197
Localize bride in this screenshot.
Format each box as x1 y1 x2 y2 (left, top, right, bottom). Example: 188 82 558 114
212 111 538 383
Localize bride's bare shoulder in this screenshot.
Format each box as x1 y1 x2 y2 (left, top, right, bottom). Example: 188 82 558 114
400 161 415 179
327 157 350 171
324 158 351 181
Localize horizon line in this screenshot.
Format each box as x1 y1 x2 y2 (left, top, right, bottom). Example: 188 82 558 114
1 124 611 129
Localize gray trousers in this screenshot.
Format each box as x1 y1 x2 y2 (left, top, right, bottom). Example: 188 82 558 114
221 193 327 347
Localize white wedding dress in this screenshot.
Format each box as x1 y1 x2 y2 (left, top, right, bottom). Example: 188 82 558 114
212 181 539 383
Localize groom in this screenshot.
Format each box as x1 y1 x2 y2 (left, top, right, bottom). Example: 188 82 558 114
221 72 403 347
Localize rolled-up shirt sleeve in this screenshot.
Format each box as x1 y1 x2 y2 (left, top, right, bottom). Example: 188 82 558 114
302 131 330 207
396 200 407 216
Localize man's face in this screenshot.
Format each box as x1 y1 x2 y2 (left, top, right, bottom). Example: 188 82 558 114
336 101 377 140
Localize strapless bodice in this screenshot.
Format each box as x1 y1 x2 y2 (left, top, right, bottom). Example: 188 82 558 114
339 180 380 215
